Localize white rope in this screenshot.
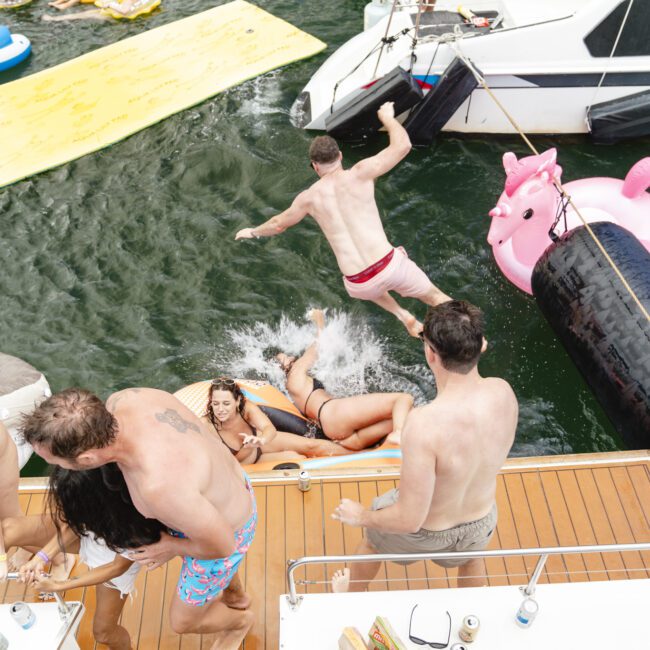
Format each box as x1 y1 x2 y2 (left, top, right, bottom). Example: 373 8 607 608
586 0 636 115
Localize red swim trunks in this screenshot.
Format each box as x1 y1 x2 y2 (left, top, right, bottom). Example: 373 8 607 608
343 247 433 301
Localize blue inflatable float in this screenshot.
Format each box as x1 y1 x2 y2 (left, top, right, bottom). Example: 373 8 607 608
0 25 30 72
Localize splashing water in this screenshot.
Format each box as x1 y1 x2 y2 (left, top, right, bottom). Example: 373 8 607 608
210 309 434 403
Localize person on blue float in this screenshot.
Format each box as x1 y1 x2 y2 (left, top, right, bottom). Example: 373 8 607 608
8 464 165 650
331 301 518 591
21 386 255 650
235 102 451 338
204 376 349 463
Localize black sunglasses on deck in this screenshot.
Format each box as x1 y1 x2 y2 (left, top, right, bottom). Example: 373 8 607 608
408 605 451 649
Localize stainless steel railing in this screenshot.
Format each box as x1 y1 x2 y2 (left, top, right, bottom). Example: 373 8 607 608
286 542 650 607
5 572 72 622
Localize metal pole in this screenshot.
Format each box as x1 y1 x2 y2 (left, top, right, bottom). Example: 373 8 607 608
6 572 71 620
523 554 548 596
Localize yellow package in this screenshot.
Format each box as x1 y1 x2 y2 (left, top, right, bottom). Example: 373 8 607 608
338 627 369 650
367 616 407 650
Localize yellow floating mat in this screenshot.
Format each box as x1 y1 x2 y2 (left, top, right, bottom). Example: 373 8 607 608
0 0 326 188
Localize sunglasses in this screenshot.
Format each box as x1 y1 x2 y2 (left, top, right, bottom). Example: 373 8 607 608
409 605 451 649
212 377 236 387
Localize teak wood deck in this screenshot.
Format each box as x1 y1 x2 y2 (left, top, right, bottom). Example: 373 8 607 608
3 450 649 649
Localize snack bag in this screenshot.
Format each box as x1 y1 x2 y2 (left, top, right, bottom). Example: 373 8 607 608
367 616 407 650
338 627 369 650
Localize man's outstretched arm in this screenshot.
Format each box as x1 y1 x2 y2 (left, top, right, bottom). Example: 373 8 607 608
353 102 412 181
235 191 310 240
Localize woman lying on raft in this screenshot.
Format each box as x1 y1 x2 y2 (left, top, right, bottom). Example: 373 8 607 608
277 309 413 450
3 463 165 650
44 0 159 21
205 377 349 464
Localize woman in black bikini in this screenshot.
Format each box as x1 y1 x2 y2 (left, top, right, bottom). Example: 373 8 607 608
202 378 348 464
276 310 414 450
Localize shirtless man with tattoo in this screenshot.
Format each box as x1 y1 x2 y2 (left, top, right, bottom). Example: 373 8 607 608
235 102 450 337
21 387 255 650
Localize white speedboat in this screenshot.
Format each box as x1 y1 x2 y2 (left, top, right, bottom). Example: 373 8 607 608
292 0 650 142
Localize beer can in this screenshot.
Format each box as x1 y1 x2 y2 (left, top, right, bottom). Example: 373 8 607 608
451 644 468 650
298 470 311 492
0 631 9 650
515 597 539 628
458 615 480 643
10 601 36 630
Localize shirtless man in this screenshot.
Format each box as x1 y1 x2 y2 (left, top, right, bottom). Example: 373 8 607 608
331 300 518 589
235 102 450 337
20 387 255 650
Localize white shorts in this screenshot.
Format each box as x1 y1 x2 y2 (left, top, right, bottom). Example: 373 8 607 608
79 534 140 597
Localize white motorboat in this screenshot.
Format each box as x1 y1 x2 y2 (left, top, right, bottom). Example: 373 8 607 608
292 0 650 142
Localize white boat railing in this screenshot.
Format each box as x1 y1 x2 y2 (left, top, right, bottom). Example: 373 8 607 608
286 542 650 608
5 571 73 623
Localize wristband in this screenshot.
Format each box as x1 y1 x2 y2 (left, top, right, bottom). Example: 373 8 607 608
0 553 6 563
36 550 50 563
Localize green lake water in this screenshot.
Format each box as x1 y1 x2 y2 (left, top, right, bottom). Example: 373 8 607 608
2 0 647 476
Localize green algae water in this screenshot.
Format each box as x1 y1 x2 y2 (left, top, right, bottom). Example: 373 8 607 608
2 1 647 476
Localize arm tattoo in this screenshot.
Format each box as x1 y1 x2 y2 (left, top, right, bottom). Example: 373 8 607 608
155 409 200 434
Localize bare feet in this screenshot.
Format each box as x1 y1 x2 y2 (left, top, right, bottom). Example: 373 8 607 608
331 568 350 593
276 353 296 375
404 315 423 338
8 548 32 572
308 308 326 332
50 553 76 582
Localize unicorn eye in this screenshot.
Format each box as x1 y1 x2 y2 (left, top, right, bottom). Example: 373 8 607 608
523 209 534 220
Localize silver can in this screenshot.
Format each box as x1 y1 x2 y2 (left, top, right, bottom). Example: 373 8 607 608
0 631 9 650
298 470 311 492
458 615 480 643
10 601 36 630
451 644 468 650
515 597 539 628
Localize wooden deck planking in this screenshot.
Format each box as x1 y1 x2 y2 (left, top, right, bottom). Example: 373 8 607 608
2 456 648 650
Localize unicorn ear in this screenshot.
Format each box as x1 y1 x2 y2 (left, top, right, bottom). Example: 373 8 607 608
503 152 518 174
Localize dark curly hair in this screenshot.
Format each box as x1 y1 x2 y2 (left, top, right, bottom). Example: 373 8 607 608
309 135 340 164
205 378 247 432
48 463 165 552
21 388 117 460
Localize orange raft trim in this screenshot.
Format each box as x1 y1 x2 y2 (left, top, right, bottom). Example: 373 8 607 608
174 380 402 473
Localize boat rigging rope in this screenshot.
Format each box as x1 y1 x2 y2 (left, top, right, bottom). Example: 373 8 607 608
452 43 650 323
372 0 401 79
586 0 635 116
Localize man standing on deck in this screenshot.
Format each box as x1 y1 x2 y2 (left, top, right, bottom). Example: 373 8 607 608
331 300 518 589
235 102 451 337
21 387 255 650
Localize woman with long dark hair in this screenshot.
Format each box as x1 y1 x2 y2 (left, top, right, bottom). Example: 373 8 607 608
2 463 165 650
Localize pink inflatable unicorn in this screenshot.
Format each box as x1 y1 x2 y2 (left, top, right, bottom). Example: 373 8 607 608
487 148 650 294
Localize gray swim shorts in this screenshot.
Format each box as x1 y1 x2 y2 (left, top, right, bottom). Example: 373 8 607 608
365 489 497 568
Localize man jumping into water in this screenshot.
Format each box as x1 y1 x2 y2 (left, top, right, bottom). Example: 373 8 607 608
235 102 450 337
331 301 518 589
21 388 255 650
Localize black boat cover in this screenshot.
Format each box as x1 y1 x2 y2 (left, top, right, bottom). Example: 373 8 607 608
325 67 423 142
588 89 650 144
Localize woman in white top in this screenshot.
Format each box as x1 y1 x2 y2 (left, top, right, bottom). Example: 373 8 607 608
1 463 165 650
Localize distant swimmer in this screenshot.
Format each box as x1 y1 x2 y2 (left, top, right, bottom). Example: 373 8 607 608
276 308 414 450
22 387 256 650
331 301 518 590
235 102 451 337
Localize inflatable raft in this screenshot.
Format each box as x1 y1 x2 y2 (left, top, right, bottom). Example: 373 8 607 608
174 379 401 473
0 26 30 72
0 353 51 469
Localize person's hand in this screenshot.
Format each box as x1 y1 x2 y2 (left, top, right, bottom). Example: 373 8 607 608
32 573 66 593
377 102 395 124
239 433 264 448
20 555 46 585
235 228 256 240
332 498 365 527
129 532 177 570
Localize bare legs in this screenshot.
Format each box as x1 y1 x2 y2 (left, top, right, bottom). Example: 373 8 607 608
331 538 381 593
169 586 254 650
93 584 131 650
456 557 488 588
